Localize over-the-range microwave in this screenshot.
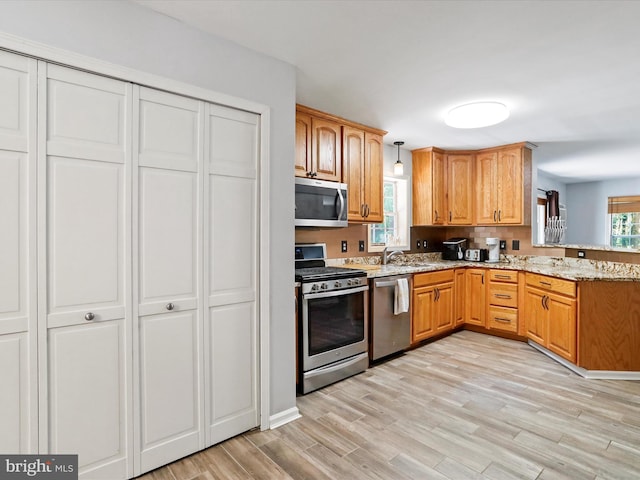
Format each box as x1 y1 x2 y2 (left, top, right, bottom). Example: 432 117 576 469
295 177 348 227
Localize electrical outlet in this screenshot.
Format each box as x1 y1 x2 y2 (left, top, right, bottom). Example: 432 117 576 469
359 240 365 252
512 239 520 251
499 240 507 250
416 240 422 249
341 240 348 253
578 250 586 258
422 240 429 249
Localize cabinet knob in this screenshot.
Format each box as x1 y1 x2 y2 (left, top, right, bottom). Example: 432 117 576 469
166 303 175 311
84 312 95 321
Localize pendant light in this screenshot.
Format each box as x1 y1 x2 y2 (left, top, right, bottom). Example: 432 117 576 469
393 141 404 176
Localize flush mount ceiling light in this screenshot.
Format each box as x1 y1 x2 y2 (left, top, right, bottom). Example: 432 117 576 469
445 101 509 129
393 141 404 176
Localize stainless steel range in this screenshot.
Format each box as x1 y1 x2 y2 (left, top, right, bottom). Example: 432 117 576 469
295 244 369 394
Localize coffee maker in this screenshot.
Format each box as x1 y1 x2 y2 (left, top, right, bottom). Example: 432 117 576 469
486 237 500 263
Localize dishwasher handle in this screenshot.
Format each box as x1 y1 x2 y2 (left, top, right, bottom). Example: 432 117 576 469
375 279 399 288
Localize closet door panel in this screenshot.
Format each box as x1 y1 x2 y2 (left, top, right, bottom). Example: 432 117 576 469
40 63 132 479
0 51 37 454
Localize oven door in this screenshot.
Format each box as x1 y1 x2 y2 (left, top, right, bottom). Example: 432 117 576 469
301 285 368 371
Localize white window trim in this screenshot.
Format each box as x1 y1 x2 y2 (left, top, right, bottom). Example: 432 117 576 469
368 175 410 253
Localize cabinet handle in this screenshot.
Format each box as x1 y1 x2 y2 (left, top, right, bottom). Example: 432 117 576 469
84 312 95 321
449 211 452 222
365 204 370 218
498 210 502 222
166 303 175 311
495 293 512 299
543 295 549 310
495 274 511 280
494 317 511 323
540 281 552 287
434 287 440 302
482 273 484 285
434 210 439 221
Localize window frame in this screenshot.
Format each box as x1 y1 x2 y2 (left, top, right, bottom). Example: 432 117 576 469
368 175 410 253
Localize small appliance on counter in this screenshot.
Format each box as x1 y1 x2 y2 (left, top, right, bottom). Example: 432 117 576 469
442 237 467 260
465 248 488 262
486 237 500 263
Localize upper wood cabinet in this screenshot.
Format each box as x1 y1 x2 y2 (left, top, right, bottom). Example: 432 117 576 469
412 148 446 225
412 149 473 226
296 105 387 221
476 145 531 225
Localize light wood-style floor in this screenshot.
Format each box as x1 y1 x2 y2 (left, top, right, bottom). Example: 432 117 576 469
139 331 640 480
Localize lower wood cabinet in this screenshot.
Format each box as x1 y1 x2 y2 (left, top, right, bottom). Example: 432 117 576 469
412 270 454 343
464 269 486 326
454 269 466 327
486 270 519 333
524 273 577 363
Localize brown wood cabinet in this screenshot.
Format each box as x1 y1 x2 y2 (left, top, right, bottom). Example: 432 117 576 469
295 105 342 182
412 270 454 343
412 149 473 226
465 268 486 326
343 127 383 222
475 145 531 225
524 273 577 363
454 268 466 327
487 270 519 333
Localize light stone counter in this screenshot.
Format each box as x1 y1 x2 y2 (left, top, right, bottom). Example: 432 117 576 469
327 253 640 282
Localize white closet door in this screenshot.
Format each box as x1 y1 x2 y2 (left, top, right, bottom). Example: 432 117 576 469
38 63 132 479
0 50 37 454
205 105 259 446
133 87 204 475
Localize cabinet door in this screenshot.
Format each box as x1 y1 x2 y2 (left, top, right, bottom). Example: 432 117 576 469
475 152 498 224
434 282 454 334
465 269 486 326
0 51 37 454
206 105 259 446
496 148 523 224
343 126 365 221
311 117 341 182
412 286 435 343
454 269 466 327
432 151 447 225
447 154 473 225
134 87 203 474
364 132 384 223
39 64 132 479
294 112 311 177
524 287 547 346
547 294 576 363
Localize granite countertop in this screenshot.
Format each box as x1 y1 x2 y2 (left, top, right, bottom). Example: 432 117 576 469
327 253 640 282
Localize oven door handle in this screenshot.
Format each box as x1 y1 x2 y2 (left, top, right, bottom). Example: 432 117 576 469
303 285 369 300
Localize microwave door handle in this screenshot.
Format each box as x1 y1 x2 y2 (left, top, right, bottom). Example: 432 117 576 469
336 188 345 220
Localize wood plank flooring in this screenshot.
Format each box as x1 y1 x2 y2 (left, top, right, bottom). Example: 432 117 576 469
138 331 640 480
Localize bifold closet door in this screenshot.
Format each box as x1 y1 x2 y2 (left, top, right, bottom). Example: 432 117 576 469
133 86 204 475
38 63 133 479
0 50 38 454
205 105 259 446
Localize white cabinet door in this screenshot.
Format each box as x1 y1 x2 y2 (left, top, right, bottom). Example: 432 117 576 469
38 64 132 479
0 51 37 454
133 87 204 475
205 105 259 446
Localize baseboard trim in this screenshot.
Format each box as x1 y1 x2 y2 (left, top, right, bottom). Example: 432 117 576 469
268 407 301 430
528 340 640 380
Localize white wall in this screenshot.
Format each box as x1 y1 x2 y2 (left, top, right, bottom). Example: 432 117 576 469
566 176 640 245
0 0 296 418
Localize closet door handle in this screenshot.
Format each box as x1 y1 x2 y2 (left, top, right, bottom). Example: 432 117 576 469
84 312 95 321
166 303 175 311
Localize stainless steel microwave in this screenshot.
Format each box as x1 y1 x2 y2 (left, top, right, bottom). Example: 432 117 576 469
295 177 348 227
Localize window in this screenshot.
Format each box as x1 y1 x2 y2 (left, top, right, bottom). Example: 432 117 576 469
368 176 409 252
608 196 640 248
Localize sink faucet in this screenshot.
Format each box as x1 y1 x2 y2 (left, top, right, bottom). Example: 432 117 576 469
382 246 405 265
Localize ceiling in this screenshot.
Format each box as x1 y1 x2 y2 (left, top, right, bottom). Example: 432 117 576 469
134 0 640 184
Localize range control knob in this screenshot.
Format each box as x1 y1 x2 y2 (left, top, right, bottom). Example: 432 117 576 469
352 278 361 285
311 284 319 291
334 281 342 288
320 283 328 290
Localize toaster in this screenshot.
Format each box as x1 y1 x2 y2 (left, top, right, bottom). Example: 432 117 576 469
465 248 488 262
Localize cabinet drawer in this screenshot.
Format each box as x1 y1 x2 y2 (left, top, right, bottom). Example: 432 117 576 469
413 269 454 288
488 270 518 283
526 273 576 298
488 283 518 308
488 306 518 333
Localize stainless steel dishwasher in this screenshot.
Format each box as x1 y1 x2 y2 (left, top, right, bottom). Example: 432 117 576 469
370 274 411 361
